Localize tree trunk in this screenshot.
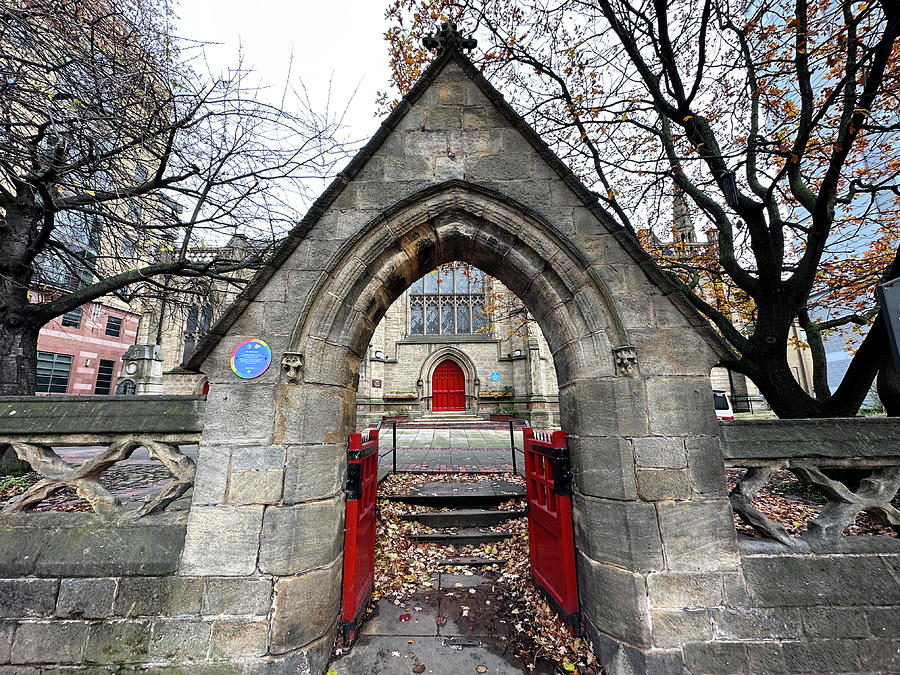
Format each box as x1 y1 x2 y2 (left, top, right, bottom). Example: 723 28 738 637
744 348 880 418
743 358 838 417
735 301 851 418
0 201 41 396
0 317 40 396
877 354 900 416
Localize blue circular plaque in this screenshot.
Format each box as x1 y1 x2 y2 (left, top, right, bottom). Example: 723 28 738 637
490 371 501 382
231 339 272 379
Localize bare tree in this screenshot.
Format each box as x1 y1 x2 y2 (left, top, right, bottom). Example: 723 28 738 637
0 0 350 395
385 0 900 417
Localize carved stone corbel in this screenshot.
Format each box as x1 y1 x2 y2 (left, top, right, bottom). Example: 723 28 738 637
281 352 304 383
613 345 638 377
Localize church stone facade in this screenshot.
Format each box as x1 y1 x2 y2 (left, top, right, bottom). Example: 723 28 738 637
357 263 559 424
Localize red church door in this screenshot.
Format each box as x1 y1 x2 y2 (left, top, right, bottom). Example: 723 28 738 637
432 360 466 411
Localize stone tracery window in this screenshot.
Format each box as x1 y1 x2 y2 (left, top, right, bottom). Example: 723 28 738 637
408 263 488 335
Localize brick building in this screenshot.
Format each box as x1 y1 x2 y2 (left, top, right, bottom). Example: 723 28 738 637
32 288 140 396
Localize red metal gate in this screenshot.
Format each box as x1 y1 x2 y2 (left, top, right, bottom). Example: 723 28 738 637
341 428 379 641
432 359 465 411
523 427 580 630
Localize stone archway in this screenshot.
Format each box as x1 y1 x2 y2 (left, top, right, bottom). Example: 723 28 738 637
280 181 628 443
418 345 479 414
259 181 649 659
180 40 738 674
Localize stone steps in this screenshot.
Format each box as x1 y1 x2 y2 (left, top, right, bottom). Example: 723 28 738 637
387 485 525 509
401 508 525 528
436 556 505 567
406 527 513 546
395 480 526 549
410 412 484 425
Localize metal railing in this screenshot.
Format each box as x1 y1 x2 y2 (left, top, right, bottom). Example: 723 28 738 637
373 417 531 475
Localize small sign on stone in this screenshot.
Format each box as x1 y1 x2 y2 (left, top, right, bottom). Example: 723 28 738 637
230 339 272 379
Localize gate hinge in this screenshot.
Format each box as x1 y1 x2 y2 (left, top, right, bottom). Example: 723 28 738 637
551 452 573 496
346 462 362 500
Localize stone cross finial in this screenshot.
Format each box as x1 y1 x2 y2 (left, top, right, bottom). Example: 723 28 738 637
422 21 477 53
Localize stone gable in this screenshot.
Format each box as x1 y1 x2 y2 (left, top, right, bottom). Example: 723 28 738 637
186 49 730 378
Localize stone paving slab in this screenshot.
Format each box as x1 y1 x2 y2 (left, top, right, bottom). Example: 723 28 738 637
440 573 493 589
328 635 523 674
379 448 525 475
375 423 526 478
384 429 515 450
361 598 441 637
331 567 549 675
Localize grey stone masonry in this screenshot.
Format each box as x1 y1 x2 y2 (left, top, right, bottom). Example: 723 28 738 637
175 40 759 675
677 416 900 674
0 512 187 578
0 520 283 671
0 395 204 438
720 416 900 460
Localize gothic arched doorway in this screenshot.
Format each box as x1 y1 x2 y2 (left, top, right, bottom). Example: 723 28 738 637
432 359 465 411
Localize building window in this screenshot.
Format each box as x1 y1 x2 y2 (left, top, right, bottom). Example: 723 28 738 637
409 263 488 335
61 309 82 329
94 359 115 395
183 304 214 361
105 316 123 337
36 351 73 394
120 235 136 258
126 202 142 222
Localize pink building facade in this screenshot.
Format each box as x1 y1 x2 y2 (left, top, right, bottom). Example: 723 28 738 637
34 297 140 396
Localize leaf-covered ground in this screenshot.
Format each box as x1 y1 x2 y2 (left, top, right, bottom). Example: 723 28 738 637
360 472 600 674
0 465 176 512
726 469 899 538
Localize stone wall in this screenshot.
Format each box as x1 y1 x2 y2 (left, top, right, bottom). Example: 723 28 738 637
0 395 337 673
0 510 217 672
0 405 898 672
678 417 900 673
163 370 209 396
685 545 900 673
0 510 291 673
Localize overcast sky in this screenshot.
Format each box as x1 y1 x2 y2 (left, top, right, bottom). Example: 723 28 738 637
176 1 395 141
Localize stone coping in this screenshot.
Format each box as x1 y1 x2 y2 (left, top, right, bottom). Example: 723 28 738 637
736 533 900 555
720 416 900 460
0 508 188 577
0 395 206 435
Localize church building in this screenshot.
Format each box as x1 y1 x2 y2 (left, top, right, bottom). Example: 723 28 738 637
357 262 559 425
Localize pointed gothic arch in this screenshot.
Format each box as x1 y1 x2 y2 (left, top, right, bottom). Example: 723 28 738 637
289 181 629 396
417 345 479 413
